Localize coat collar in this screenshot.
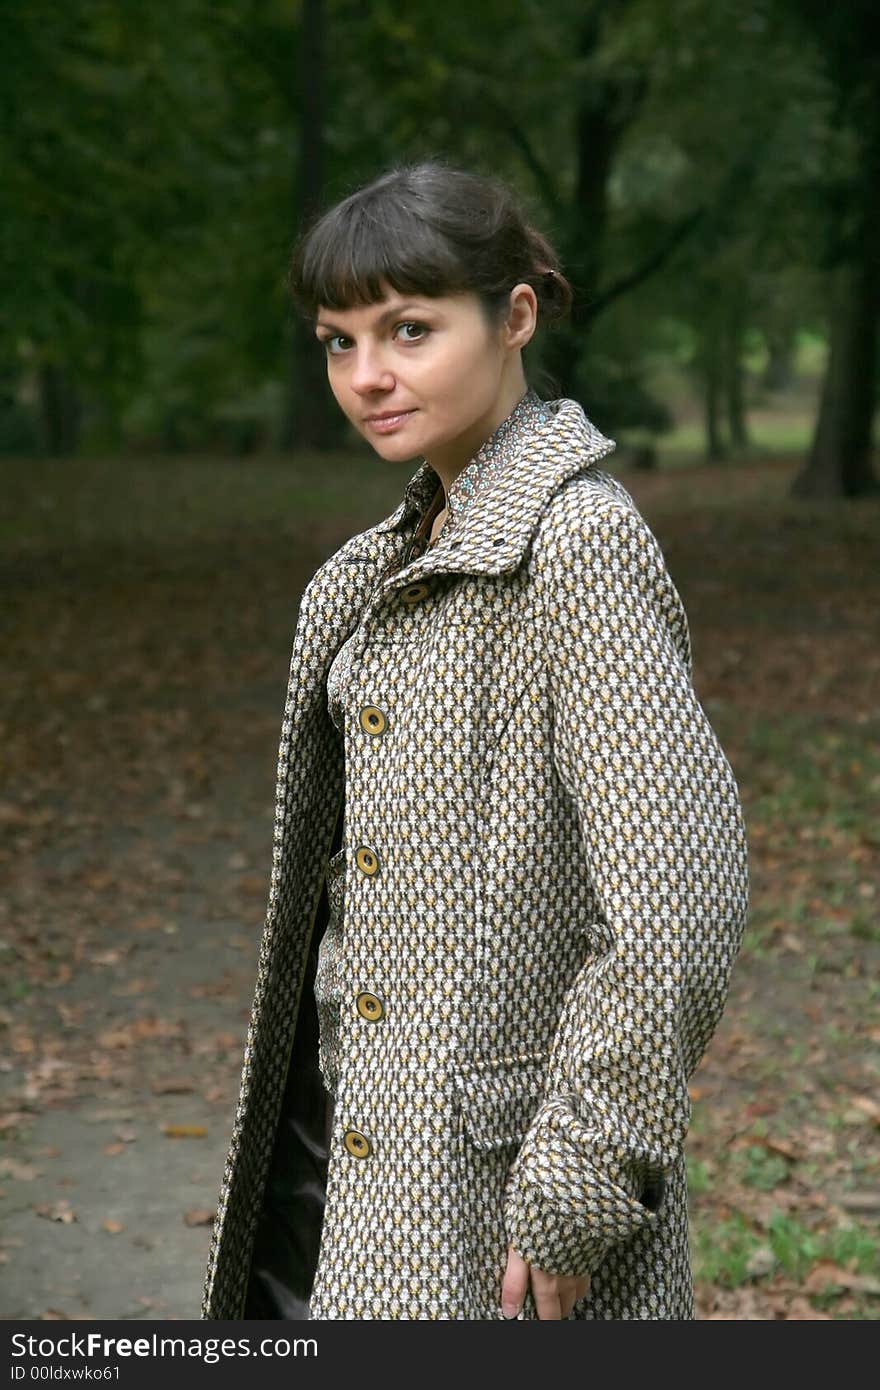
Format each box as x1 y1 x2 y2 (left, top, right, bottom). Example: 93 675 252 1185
368 394 617 579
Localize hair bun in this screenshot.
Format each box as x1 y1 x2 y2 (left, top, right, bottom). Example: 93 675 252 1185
535 263 571 326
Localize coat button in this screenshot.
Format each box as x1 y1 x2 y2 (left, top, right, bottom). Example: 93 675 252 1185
355 845 380 875
401 581 430 605
359 705 387 735
343 1128 372 1158
356 990 386 1021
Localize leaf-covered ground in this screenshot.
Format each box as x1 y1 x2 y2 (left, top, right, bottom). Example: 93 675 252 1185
1 451 877 1319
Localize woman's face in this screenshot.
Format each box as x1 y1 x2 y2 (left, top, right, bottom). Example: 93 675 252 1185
314 281 533 466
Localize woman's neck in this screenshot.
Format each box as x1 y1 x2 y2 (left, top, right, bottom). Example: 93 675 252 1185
422 371 530 501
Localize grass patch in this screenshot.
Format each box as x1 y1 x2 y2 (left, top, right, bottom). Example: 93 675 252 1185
1 447 407 557
692 1211 879 1289
654 411 817 465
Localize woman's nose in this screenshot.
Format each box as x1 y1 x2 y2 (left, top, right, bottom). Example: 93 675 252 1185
350 344 394 394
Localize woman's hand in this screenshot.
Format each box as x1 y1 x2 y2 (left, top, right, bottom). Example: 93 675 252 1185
501 1244 590 1319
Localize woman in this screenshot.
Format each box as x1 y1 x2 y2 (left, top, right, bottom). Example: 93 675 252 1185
200 161 749 1321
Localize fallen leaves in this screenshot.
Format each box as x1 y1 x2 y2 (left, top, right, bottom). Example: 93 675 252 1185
834 1192 880 1213
183 1208 214 1227
728 1133 802 1161
34 1200 76 1223
113 976 152 996
745 1245 777 1279
843 1095 880 1127
0 1157 39 1180
96 1016 184 1049
0 1112 33 1134
803 1261 880 1297
91 949 126 967
150 1076 195 1094
235 873 268 900
187 973 238 999
132 913 173 932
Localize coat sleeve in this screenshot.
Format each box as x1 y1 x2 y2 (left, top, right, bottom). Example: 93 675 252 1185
502 498 750 1276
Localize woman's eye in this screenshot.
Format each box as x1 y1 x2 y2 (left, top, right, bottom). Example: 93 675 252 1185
397 321 428 343
319 322 427 355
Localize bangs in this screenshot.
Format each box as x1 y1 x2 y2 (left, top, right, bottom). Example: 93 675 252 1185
290 193 469 318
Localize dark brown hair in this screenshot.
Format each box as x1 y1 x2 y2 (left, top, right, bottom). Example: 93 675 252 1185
287 159 573 333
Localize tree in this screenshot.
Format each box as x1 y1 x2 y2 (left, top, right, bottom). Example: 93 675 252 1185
785 0 880 496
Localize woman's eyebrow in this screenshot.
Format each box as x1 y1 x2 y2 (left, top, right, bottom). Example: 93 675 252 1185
315 302 427 334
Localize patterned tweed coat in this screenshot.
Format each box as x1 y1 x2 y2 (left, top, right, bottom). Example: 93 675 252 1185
201 391 749 1321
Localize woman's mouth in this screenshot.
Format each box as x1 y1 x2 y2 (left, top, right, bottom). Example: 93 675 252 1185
366 410 416 433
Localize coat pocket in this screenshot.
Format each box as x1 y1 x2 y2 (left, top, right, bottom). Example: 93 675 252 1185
452 1053 551 1152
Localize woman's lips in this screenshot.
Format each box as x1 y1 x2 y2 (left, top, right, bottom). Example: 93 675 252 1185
366 410 416 433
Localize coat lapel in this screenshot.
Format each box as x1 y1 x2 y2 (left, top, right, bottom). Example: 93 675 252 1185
357 397 617 584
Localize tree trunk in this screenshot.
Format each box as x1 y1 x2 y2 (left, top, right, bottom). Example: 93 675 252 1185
791 103 880 497
541 11 640 401
705 370 726 463
762 326 797 392
699 321 727 462
791 261 879 497
281 0 344 452
37 362 81 456
725 295 750 450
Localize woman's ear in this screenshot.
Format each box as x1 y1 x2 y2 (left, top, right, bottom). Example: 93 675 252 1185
505 283 538 350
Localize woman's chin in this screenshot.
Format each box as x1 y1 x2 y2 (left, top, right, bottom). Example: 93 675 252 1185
366 432 424 462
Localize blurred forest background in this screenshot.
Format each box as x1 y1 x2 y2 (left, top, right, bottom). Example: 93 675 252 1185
2 0 879 489
2 0 878 1323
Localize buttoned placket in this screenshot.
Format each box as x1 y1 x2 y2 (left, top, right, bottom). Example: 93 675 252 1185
325 388 554 1166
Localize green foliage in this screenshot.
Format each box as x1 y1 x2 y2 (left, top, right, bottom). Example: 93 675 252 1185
768 1212 878 1282
741 1146 790 1191
686 1156 713 1194
693 1211 879 1289
693 1211 761 1286
2 0 849 453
